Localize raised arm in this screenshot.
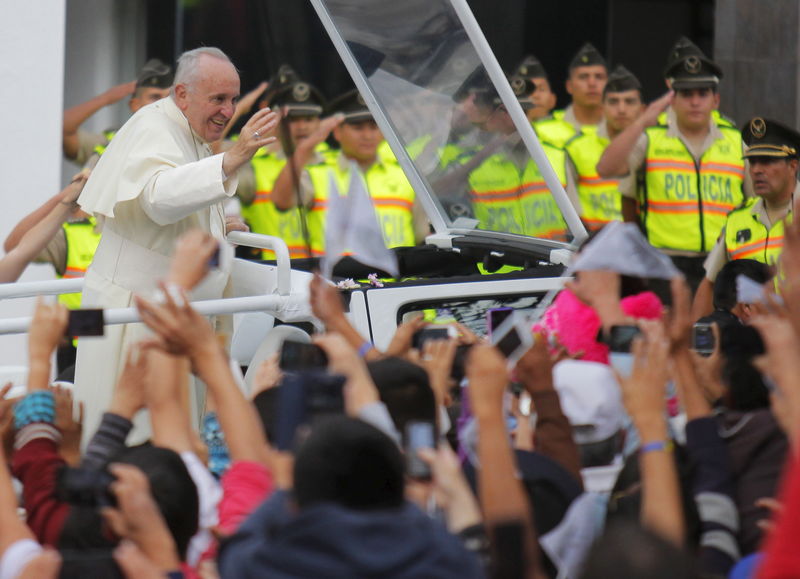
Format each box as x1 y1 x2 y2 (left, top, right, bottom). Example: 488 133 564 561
271 114 343 210
617 321 685 546
468 344 543 579
62 81 136 160
596 91 673 178
0 174 87 283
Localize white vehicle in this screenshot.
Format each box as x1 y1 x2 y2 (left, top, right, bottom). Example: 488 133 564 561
304 0 586 349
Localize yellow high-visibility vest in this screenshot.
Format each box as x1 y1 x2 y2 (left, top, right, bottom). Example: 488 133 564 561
724 199 787 266
565 131 622 231
641 124 745 252
59 218 101 309
306 155 416 255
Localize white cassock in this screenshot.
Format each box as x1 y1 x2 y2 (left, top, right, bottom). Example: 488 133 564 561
75 96 238 445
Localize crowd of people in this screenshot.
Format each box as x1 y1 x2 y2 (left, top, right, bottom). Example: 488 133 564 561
0 25 798 578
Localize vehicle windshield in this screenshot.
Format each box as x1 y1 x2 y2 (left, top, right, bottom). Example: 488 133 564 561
311 0 585 246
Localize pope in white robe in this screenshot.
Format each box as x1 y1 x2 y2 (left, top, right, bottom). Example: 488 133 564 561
75 47 279 444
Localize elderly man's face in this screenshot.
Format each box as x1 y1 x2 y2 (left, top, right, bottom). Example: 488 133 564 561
174 55 240 142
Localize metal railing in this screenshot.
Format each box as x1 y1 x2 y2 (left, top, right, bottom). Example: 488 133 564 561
0 233 311 335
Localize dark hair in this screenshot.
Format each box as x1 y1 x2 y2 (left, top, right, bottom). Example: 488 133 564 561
720 324 770 411
113 445 199 559
605 446 701 549
293 416 405 511
367 357 437 434
580 521 695 579
714 259 772 311
58 444 199 560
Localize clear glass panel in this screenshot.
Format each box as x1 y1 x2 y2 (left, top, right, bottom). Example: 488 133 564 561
315 0 577 244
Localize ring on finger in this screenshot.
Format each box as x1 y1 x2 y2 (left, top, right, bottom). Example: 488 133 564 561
253 131 260 139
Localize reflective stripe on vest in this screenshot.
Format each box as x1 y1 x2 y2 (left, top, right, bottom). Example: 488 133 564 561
642 125 745 252
59 218 101 309
306 158 416 255
565 131 622 230
724 201 787 265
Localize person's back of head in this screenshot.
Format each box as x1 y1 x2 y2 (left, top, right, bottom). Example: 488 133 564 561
720 324 771 411
114 444 199 559
58 444 199 562
713 259 772 314
293 416 405 511
367 357 437 434
580 521 694 579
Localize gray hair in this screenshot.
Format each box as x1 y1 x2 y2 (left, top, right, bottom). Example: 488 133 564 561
171 47 234 93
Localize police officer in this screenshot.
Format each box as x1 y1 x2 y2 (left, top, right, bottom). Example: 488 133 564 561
63 59 173 166
514 55 557 123
698 118 800 305
536 43 608 148
597 37 750 291
237 70 339 259
565 65 644 231
271 90 428 255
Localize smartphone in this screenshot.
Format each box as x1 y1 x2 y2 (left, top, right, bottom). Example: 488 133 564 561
606 325 641 353
490 312 534 367
412 325 457 350
279 340 328 371
404 420 436 480
274 371 346 451
692 322 715 356
487 307 514 338
66 309 104 337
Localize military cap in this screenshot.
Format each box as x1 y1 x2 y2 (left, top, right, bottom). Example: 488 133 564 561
603 65 642 95
515 55 548 80
494 75 535 110
260 65 301 103
663 37 723 90
328 90 373 123
742 117 800 159
136 59 173 89
268 81 326 117
568 43 607 72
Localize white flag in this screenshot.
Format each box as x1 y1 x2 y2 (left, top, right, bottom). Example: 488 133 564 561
568 221 680 280
320 164 399 279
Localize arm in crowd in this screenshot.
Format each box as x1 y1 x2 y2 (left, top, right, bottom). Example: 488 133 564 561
468 345 544 579
596 91 673 178
748 252 800 574
62 81 135 160
0 174 87 283
668 278 740 572
515 337 584 485
80 346 147 472
270 114 343 211
309 273 381 361
617 320 685 547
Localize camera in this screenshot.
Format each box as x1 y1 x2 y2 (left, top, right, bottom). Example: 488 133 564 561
692 322 715 356
56 466 116 508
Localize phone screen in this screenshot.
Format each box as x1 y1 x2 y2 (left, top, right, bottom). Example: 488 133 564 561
495 326 523 358
692 323 715 354
404 421 435 480
607 325 641 353
412 327 452 350
487 307 513 337
279 340 328 371
66 309 105 337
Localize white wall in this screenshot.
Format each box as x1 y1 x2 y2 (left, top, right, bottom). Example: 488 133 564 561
0 2 67 366
0 0 145 367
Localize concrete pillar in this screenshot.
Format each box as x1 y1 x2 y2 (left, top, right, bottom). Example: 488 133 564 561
715 0 800 127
